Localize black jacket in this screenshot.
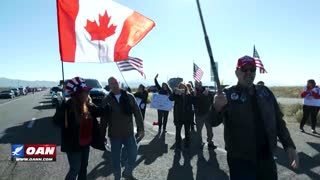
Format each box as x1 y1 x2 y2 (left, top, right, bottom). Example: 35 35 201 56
53 100 109 152
209 84 296 161
194 91 213 115
134 90 148 110
169 93 194 124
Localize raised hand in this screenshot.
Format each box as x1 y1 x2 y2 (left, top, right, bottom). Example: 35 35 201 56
213 93 227 112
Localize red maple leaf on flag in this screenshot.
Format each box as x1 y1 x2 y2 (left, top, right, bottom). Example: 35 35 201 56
85 11 117 41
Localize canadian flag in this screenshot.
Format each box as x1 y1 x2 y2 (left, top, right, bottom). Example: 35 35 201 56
57 0 155 63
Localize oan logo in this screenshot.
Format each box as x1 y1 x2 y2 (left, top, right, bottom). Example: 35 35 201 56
11 144 57 162
24 144 56 158
11 144 24 158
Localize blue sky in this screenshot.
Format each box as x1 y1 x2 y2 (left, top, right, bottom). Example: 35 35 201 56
0 0 319 86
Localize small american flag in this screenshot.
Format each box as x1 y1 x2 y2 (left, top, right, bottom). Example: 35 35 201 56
117 57 146 78
253 45 267 73
193 63 204 82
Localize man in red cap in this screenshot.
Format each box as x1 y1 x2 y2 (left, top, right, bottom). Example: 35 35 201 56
210 55 299 180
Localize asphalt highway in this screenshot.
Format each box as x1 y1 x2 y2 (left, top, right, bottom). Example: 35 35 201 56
0 91 319 180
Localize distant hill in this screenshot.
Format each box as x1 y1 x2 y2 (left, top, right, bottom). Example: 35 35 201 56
0 77 59 87
0 77 168 89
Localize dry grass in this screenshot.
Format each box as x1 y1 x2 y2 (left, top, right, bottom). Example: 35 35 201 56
279 103 320 125
269 86 303 98
0 87 10 92
279 103 303 123
271 86 320 124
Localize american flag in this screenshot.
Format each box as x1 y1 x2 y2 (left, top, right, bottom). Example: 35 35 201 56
193 63 204 82
116 57 146 78
253 45 267 73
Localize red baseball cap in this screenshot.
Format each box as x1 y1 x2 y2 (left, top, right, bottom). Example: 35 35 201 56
236 55 256 70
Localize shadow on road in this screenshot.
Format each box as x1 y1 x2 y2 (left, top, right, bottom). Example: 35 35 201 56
196 149 229 180
167 130 228 180
39 100 52 104
87 150 113 180
0 116 61 145
274 144 320 180
302 131 320 138
33 104 55 110
167 149 194 180
135 132 168 166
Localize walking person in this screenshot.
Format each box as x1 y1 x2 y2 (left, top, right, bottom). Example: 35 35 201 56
154 74 172 133
299 79 320 133
169 82 194 149
210 55 299 180
101 77 144 180
194 84 216 149
53 77 107 180
187 83 196 131
134 84 148 120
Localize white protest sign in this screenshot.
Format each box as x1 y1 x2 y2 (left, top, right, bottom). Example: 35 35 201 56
150 93 173 111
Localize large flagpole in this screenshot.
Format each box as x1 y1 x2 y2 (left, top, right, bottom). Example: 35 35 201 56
61 61 65 99
196 0 221 93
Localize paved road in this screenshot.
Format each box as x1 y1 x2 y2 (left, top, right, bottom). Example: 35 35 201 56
0 91 319 180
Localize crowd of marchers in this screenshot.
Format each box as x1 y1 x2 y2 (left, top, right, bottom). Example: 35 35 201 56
51 55 320 180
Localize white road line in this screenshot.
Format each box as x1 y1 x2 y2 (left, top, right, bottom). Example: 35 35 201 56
0 98 21 107
27 118 36 128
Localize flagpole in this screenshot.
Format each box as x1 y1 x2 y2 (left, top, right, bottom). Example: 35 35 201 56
193 60 196 87
196 0 221 93
116 63 130 88
61 61 65 99
253 45 255 57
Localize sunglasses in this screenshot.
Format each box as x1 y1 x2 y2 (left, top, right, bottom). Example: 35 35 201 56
240 67 256 73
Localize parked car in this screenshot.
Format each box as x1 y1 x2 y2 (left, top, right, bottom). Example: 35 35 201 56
19 87 27 95
168 77 183 89
51 86 63 107
85 78 109 106
10 88 20 96
60 78 109 107
0 90 15 99
50 86 63 94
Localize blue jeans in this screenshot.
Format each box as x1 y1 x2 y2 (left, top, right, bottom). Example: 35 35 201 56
65 145 90 180
110 135 138 180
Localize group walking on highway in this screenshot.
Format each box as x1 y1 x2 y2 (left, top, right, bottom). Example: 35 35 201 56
51 55 310 180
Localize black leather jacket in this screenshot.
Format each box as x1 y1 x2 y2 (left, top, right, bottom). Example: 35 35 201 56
210 84 296 161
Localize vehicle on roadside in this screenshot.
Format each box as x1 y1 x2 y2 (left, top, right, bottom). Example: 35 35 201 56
60 78 108 107
51 86 63 107
85 78 109 106
18 87 27 95
0 90 15 99
51 86 62 94
10 88 20 96
168 77 183 90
